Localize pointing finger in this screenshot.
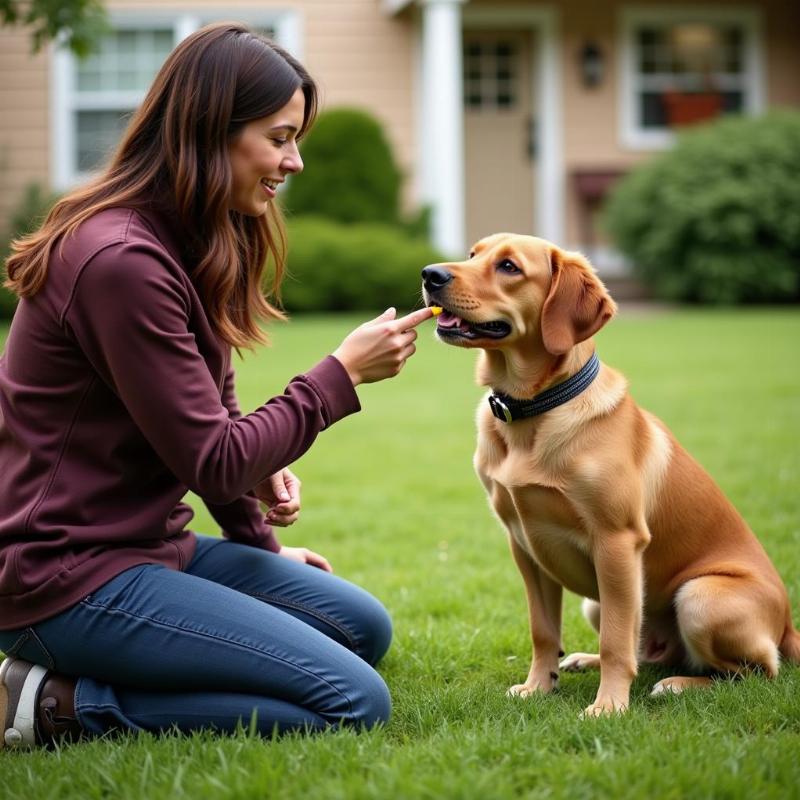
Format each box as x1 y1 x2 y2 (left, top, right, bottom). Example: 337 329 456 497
391 307 435 332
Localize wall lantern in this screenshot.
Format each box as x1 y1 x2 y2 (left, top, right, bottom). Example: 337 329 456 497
579 42 604 88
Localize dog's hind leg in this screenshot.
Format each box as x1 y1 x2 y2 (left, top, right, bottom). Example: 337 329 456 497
651 575 783 696
559 599 602 671
582 597 601 632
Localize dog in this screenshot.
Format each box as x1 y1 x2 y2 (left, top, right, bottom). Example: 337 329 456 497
421 233 800 717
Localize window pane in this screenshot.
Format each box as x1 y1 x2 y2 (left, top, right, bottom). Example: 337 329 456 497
251 26 275 41
723 28 743 71
721 91 744 113
640 92 668 129
76 28 173 93
76 110 132 172
466 42 481 58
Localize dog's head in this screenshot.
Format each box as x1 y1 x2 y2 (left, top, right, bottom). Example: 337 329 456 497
421 233 616 355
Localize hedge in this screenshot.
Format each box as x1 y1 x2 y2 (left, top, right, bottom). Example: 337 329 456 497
284 107 402 226
281 216 445 312
1 184 61 317
604 111 800 304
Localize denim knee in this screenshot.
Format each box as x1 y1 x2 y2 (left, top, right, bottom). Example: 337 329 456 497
356 596 393 667
351 670 392 730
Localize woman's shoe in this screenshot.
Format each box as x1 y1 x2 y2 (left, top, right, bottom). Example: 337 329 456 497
1 657 81 748
0 657 49 748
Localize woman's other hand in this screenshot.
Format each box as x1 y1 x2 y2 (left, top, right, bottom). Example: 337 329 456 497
333 307 434 386
255 468 301 526
278 546 333 572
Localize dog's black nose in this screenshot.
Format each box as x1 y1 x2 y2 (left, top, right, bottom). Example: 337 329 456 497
421 265 453 291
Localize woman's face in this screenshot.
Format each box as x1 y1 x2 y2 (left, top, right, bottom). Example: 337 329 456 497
228 87 306 216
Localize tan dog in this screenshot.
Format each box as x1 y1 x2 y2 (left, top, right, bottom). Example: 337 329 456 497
421 233 800 717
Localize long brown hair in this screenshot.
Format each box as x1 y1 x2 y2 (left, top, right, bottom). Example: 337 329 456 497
4 22 318 347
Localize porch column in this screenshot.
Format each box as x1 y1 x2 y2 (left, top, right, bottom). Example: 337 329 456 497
419 0 466 256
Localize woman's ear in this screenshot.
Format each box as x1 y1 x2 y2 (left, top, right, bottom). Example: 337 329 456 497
540 247 617 356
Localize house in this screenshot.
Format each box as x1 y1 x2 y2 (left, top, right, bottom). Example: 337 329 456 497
1 0 799 277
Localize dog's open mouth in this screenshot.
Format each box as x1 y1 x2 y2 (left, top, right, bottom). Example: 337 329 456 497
431 305 511 340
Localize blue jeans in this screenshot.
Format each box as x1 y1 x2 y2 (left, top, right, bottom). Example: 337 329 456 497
0 535 392 736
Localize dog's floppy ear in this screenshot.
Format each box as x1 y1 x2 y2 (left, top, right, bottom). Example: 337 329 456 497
540 247 617 356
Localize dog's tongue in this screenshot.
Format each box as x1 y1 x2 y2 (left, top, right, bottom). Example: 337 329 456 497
437 310 464 329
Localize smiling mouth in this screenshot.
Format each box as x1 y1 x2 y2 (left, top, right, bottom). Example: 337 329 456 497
430 304 511 340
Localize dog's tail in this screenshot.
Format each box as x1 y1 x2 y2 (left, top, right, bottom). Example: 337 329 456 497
779 618 800 665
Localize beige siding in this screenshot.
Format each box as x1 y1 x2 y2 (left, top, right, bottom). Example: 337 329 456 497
0 28 49 228
298 0 416 186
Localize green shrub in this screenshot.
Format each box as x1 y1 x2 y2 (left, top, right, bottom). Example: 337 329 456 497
604 111 800 304
285 108 402 225
1 183 61 317
281 216 445 312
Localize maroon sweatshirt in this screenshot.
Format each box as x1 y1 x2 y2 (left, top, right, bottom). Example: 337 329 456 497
0 207 360 629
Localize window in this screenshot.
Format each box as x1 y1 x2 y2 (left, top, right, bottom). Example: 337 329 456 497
463 39 519 110
620 8 763 149
52 12 299 188
73 28 175 173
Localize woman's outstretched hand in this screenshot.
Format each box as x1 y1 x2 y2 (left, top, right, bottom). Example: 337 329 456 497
333 307 434 386
254 467 301 527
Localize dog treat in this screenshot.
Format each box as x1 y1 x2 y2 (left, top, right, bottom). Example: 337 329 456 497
430 306 443 316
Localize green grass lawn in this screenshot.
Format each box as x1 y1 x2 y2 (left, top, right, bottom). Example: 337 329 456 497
2 308 799 799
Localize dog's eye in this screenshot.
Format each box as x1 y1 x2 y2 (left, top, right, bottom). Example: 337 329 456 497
497 259 521 275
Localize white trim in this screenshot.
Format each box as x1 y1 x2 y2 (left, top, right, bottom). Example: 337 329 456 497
419 0 467 256
174 15 201 44
619 5 765 151
383 0 415 15
463 5 563 245
50 38 73 191
50 9 302 190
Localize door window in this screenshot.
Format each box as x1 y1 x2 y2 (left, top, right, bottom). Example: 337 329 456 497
464 39 519 110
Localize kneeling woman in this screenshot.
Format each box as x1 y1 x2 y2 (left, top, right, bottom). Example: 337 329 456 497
0 22 432 747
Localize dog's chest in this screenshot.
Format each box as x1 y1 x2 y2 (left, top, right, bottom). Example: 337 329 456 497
484 467 598 597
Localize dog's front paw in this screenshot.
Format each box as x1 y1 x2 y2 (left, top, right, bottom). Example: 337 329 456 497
506 675 557 698
559 652 601 672
580 696 628 719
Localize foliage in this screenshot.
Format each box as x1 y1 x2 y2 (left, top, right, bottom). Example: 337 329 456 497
0 183 61 318
604 111 800 304
1 309 799 798
284 108 403 226
280 216 444 312
0 0 108 56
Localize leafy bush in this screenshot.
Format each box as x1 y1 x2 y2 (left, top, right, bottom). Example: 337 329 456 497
284 108 402 226
1 183 61 317
604 111 800 303
281 216 445 312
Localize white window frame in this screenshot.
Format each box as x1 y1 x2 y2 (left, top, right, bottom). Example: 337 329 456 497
50 9 303 190
619 5 765 151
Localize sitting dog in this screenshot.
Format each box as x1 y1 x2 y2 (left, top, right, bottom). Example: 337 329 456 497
421 233 800 717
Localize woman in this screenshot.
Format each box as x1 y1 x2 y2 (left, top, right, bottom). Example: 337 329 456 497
0 22 433 747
